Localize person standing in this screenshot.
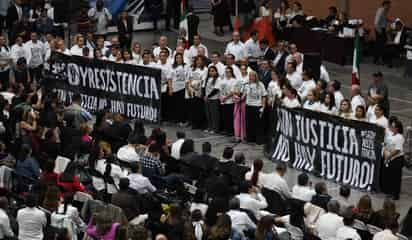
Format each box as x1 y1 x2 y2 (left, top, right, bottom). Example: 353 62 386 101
17 194 47 240
219 67 237 136
382 120 404 200
88 0 112 36
244 71 267 144
374 1 391 65
24 31 45 84
204 66 221 133
367 71 389 116
6 0 23 42
0 0 10 35
225 31 247 62
170 53 190 125
165 0 180 31
211 0 233 36
0 35 11 90
117 11 133 50
187 56 208 129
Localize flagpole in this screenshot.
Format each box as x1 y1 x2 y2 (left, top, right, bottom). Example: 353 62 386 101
236 0 239 17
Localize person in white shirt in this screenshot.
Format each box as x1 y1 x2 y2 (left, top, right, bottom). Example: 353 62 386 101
95 157 127 194
51 194 85 240
140 51 157 68
336 185 353 215
292 173 316 202
286 61 302 90
237 181 268 219
88 0 112 35
244 31 262 62
303 89 320 111
153 36 173 59
188 35 208 60
226 197 256 235
327 80 344 108
187 56 208 129
55 39 71 55
224 54 242 80
24 32 45 83
338 99 353 119
320 65 330 82
244 71 267 144
261 162 292 200
156 50 173 121
131 42 142 65
127 162 157 194
17 194 47 240
382 119 404 200
0 36 11 90
208 52 226 77
282 83 301 109
267 70 283 109
336 208 361 240
319 92 337 115
218 66 237 136
169 53 190 124
0 197 14 239
316 200 344 240
373 218 399 240
173 45 191 65
225 31 247 62
204 66 222 133
369 103 388 129
70 35 93 58
350 84 366 113
298 69 316 101
117 134 146 163
171 131 186 160
10 36 28 64
284 43 303 71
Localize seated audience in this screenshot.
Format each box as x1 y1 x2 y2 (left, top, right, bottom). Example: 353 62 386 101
311 182 332 210
315 200 344 240
292 173 316 202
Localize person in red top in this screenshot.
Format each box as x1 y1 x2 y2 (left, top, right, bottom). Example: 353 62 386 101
58 165 86 194
39 159 58 185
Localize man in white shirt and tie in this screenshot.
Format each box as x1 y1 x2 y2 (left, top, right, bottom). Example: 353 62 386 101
225 31 247 62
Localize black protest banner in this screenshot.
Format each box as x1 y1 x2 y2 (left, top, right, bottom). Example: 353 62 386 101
45 52 161 123
272 106 385 191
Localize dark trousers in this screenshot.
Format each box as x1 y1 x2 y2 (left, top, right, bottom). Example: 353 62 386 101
205 99 220 132
246 105 264 144
0 69 10 90
381 156 404 199
170 89 186 123
189 97 205 129
161 92 169 121
0 15 5 35
29 65 43 85
222 104 234 136
119 35 132 50
165 0 180 29
374 28 387 63
384 44 402 66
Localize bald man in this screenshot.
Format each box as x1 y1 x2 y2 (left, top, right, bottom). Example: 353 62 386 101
350 84 366 112
225 31 247 62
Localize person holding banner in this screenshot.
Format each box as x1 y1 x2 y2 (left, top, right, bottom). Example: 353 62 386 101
244 71 267 144
382 119 404 200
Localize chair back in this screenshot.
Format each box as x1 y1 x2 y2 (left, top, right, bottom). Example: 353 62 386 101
367 224 383 236
261 187 289 216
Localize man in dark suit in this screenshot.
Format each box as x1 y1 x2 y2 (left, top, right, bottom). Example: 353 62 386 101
258 59 272 88
259 39 276 61
117 11 133 49
6 0 23 42
272 40 288 75
165 0 180 30
384 20 408 67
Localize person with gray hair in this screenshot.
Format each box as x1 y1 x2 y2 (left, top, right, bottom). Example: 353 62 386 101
351 84 366 113
260 162 292 200
315 199 344 240
226 197 256 235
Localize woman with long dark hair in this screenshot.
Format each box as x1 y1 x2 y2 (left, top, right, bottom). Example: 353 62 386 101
170 53 190 125
245 159 265 187
204 66 221 133
219 67 236 136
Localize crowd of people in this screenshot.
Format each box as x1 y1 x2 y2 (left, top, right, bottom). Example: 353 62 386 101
0 0 410 240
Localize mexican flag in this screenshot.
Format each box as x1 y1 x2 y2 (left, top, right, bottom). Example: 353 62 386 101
352 30 361 85
179 0 188 39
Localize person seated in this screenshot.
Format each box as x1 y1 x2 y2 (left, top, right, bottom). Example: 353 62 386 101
370 198 400 229
127 162 157 194
236 181 268 219
384 19 408 67
373 217 400 240
336 207 362 240
15 144 40 180
170 131 185 160
275 199 307 240
315 200 344 240
117 134 146 163
335 184 353 215
111 178 141 221
190 190 209 217
353 194 375 225
292 173 316 202
58 164 86 194
226 197 256 236
311 182 332 210
40 158 58 185
141 143 164 179
217 147 236 180
260 162 292 200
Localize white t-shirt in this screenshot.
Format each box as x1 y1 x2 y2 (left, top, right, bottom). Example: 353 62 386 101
267 81 282 105
204 77 221 100
170 64 190 92
316 213 344 240
292 185 316 202
24 40 45 68
155 61 173 93
218 77 237 104
244 82 267 107
286 71 303 90
17 207 47 240
127 173 157 194
385 133 404 159
298 79 316 101
320 65 330 82
187 67 208 98
95 159 127 194
225 41 247 61
188 43 209 59
336 226 361 240
319 104 337 115
366 104 377 122
124 59 138 65
224 64 242 80
334 91 345 108
303 101 320 111
0 46 11 72
117 145 141 163
10 44 28 64
351 95 366 112
370 115 388 129
153 46 173 59
282 97 301 108
70 45 93 58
